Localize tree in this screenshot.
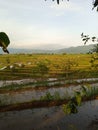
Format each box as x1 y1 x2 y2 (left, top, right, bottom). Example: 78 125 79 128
92 44 98 53
81 33 98 45
81 33 98 70
92 0 98 10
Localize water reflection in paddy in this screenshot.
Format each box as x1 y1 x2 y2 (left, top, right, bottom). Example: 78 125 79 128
0 100 98 130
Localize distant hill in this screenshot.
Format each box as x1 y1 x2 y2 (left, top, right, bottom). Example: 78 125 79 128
55 44 95 54
0 44 95 54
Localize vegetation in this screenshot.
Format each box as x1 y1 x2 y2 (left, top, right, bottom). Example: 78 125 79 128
81 33 98 72
91 44 98 53
0 0 98 122
0 53 97 80
63 85 98 114
0 32 98 113
0 84 98 112
0 32 10 53
32 61 49 78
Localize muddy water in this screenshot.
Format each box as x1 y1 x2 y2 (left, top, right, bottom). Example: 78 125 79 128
0 78 98 130
0 79 36 87
0 85 76 105
0 100 98 130
1 78 98 87
0 83 98 105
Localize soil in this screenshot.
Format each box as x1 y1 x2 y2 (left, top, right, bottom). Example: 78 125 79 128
0 100 68 112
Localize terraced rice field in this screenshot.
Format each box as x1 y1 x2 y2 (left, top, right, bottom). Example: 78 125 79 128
0 53 98 80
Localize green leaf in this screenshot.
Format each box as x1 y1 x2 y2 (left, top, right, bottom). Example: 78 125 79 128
0 32 10 53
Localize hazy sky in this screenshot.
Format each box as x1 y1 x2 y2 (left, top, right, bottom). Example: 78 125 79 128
0 0 98 49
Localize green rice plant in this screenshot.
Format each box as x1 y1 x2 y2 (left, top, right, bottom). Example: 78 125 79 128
40 91 54 101
81 85 98 98
34 80 49 87
62 90 70 100
53 91 61 100
0 96 8 106
81 85 88 96
0 83 26 91
40 91 61 101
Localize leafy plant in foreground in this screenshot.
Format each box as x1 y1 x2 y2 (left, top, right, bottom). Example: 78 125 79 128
63 85 98 114
63 91 81 114
0 32 10 53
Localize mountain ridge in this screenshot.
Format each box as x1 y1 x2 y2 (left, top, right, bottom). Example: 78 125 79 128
0 44 95 54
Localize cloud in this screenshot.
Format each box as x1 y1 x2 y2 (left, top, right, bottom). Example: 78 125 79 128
50 1 82 12
49 1 83 17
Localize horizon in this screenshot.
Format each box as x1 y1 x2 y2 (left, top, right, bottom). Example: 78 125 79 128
0 42 95 54
7 43 96 51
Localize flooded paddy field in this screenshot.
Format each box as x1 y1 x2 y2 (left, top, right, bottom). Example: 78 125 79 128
0 80 98 105
0 100 98 130
0 78 98 130
1 78 98 88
